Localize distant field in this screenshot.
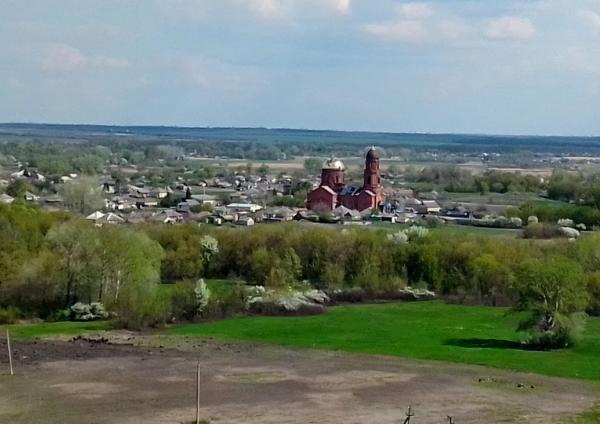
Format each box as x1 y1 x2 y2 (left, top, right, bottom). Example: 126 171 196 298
167 302 600 382
2 123 600 154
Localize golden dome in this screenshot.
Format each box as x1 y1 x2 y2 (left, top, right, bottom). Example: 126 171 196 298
323 158 345 171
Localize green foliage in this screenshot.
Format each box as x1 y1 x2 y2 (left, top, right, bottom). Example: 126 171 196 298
168 282 199 322
144 223 209 281
303 157 323 175
0 306 23 324
191 203 213 213
507 201 600 228
5 180 35 198
405 166 543 194
4 320 111 339
168 301 600 381
515 256 589 349
59 176 105 215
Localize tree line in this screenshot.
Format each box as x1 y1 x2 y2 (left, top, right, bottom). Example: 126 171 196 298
0 203 597 349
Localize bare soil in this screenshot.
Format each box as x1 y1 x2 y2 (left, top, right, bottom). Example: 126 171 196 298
0 336 597 424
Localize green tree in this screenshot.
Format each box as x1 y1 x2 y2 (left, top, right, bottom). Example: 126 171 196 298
303 157 323 175
515 256 589 350
98 226 165 328
200 235 219 277
59 176 105 215
6 180 35 199
47 220 101 306
258 163 270 175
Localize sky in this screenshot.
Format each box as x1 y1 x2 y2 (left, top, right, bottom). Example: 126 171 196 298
1 0 600 136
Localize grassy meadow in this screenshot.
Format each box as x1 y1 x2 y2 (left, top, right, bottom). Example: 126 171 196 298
166 302 600 382
6 301 600 382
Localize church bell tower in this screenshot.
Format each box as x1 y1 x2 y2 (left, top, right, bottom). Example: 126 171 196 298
363 147 381 192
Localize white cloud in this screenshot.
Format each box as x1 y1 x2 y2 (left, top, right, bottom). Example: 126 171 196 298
242 0 286 20
41 44 129 73
364 20 427 43
162 54 258 92
438 20 468 40
42 44 87 73
557 46 600 74
322 0 351 15
577 9 600 34
484 16 535 40
399 3 433 20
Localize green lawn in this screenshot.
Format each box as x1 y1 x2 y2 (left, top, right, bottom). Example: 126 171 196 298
7 302 600 382
3 320 111 339
167 302 600 382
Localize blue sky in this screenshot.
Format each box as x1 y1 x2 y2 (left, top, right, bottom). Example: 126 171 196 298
1 0 599 136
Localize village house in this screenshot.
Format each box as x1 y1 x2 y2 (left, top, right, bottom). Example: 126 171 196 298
0 193 14 204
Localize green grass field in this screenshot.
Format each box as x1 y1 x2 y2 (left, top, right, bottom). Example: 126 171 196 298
166 302 600 382
6 302 600 383
4 320 111 339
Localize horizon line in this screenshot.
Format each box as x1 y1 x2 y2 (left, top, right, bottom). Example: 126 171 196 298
0 122 598 139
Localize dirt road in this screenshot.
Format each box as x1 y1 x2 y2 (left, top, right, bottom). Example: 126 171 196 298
0 337 597 424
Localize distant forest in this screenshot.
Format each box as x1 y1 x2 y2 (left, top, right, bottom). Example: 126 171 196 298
1 123 600 157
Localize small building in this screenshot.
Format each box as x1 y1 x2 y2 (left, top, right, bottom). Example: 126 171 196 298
150 188 169 199
176 199 201 213
149 209 183 224
85 211 105 222
23 191 39 202
237 216 255 226
263 207 295 222
419 200 441 214
0 193 14 204
95 213 125 226
226 203 262 213
332 205 361 222
135 197 160 208
190 194 219 206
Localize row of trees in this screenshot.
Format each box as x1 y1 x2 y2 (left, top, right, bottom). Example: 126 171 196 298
0 202 596 348
402 166 544 194
0 203 218 327
212 224 599 349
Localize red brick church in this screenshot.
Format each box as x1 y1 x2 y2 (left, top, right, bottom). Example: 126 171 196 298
307 147 385 211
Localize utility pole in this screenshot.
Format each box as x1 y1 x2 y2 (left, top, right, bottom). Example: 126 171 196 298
196 362 201 424
403 405 414 424
6 328 14 376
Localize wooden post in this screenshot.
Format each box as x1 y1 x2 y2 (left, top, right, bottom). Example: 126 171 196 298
196 362 200 424
6 328 13 376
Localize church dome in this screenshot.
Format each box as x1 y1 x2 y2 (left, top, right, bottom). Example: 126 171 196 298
323 158 345 171
366 147 379 160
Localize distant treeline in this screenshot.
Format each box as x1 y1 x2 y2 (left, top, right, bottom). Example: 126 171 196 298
2 123 600 155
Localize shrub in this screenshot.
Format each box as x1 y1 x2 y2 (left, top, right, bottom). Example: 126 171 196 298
523 223 565 239
169 282 199 322
204 282 248 319
328 286 434 304
404 226 429 239
558 218 575 228
246 286 329 315
0 306 23 324
60 302 109 322
560 227 580 239
194 279 211 315
116 289 171 330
